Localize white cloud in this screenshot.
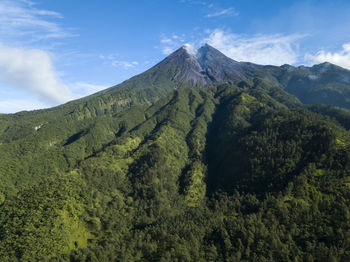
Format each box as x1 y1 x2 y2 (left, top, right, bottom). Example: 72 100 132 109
161 38 173 44
68 82 107 96
204 29 304 65
179 0 211 6
160 34 188 55
179 1 239 19
0 0 74 41
99 53 139 69
205 8 239 18
183 43 198 56
304 43 350 69
162 46 175 55
0 99 47 113
0 43 77 105
159 30 304 65
111 60 139 69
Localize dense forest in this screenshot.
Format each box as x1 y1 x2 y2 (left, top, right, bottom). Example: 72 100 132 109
1 77 350 261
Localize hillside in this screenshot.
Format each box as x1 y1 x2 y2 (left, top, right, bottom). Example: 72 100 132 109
1 76 350 260
1 45 350 260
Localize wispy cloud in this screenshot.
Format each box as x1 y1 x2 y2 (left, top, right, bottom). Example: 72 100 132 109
111 60 139 69
204 29 305 65
179 0 238 19
304 43 350 70
68 82 108 97
0 0 75 42
99 54 139 69
178 0 211 6
160 34 187 55
0 43 77 104
205 8 239 18
0 99 47 114
159 29 305 66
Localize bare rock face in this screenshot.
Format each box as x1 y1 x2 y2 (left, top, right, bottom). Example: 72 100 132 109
156 43 264 87
197 44 245 83
157 45 209 86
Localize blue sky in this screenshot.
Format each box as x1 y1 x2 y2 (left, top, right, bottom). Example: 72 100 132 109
1 0 350 113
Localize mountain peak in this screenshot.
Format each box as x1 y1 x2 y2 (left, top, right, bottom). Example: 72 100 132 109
198 43 217 51
179 43 223 58
153 43 254 87
182 44 198 56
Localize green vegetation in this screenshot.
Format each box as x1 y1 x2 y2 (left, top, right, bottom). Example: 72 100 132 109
1 79 350 261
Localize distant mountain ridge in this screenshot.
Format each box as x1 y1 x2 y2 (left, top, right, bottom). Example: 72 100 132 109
99 44 261 93
92 43 350 109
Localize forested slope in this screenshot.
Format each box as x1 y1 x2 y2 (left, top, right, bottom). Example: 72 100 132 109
1 79 350 261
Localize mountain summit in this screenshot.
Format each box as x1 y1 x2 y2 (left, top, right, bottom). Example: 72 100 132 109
101 44 258 96
152 43 258 86
99 43 350 109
